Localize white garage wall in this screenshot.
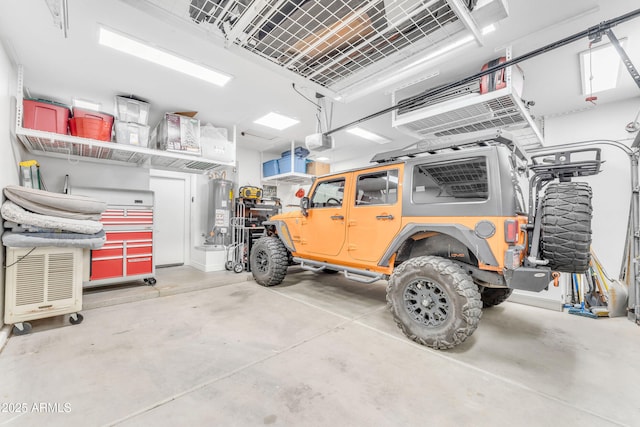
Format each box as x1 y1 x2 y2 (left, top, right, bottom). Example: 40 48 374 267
0 42 19 330
237 146 262 188
35 158 150 193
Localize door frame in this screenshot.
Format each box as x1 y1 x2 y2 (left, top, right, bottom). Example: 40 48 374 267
348 165 403 263
149 169 192 267
300 174 351 259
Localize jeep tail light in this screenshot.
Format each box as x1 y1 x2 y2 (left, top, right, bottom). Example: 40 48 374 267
504 247 523 269
504 219 518 243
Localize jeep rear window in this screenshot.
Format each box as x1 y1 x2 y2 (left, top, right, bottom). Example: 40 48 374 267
355 169 399 206
412 157 488 203
310 179 345 208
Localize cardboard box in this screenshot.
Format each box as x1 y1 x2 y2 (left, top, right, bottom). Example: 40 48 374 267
152 113 201 155
306 161 330 175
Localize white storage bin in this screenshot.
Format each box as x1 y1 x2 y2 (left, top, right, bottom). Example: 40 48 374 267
200 124 235 163
115 96 150 125
115 121 150 147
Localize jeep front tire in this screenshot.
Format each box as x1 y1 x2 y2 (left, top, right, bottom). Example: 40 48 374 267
250 237 289 287
387 256 482 350
540 182 593 273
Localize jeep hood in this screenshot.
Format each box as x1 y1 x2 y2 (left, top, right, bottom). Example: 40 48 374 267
270 211 303 221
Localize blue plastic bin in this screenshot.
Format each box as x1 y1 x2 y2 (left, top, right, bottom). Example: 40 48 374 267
281 146 310 158
263 159 280 177
278 154 306 174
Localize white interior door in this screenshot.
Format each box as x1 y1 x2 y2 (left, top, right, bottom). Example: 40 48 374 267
150 174 188 267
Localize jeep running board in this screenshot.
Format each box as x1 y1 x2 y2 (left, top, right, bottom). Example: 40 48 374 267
294 257 386 284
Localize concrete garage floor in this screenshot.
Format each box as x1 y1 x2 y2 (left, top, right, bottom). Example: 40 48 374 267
0 266 638 426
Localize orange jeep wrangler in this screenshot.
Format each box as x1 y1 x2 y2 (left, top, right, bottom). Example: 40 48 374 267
250 132 600 349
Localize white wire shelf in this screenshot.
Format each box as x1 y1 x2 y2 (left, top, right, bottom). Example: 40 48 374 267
14 65 234 174
139 0 508 94
262 172 315 184
393 89 544 150
16 127 233 173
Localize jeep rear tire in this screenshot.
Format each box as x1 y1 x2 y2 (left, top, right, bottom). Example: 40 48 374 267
387 256 482 350
250 237 288 287
540 182 593 273
481 288 513 308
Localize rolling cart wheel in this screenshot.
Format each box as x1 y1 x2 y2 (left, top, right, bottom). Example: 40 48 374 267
69 313 84 325
12 322 32 336
233 263 244 273
225 261 234 271
144 278 157 286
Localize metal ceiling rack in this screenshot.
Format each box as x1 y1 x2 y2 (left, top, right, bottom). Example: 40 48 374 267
325 7 640 136
150 0 507 94
391 47 544 151
14 66 233 174
262 172 313 184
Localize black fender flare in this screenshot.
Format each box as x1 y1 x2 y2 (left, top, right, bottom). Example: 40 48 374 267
263 220 296 252
378 223 499 267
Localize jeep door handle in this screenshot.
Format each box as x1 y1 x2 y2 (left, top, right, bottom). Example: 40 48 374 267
331 215 344 220
376 215 394 220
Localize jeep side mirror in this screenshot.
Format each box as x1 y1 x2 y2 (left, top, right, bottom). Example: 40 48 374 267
300 197 310 216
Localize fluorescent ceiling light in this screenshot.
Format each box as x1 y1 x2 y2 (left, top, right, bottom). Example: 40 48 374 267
254 112 300 130
395 24 494 76
579 39 626 95
316 156 330 161
98 27 232 87
347 127 391 144
72 98 101 111
339 24 495 101
481 24 496 35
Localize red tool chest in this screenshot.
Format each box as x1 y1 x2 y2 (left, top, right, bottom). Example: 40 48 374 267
73 187 155 287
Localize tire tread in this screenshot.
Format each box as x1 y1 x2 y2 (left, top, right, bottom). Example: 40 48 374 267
541 182 593 273
387 256 482 350
250 237 288 287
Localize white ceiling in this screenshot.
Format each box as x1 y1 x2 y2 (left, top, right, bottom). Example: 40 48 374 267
0 0 639 164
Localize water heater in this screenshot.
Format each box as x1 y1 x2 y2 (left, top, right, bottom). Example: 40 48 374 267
205 179 233 246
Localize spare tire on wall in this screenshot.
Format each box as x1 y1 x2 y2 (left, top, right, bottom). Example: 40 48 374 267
540 182 593 273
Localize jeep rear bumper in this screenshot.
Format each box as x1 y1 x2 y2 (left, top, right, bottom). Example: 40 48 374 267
504 266 552 292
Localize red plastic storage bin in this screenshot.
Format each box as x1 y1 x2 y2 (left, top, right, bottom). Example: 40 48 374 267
73 108 114 123
22 99 70 134
69 117 113 141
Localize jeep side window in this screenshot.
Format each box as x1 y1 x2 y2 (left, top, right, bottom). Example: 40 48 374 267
310 179 345 208
355 169 399 206
412 157 488 203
